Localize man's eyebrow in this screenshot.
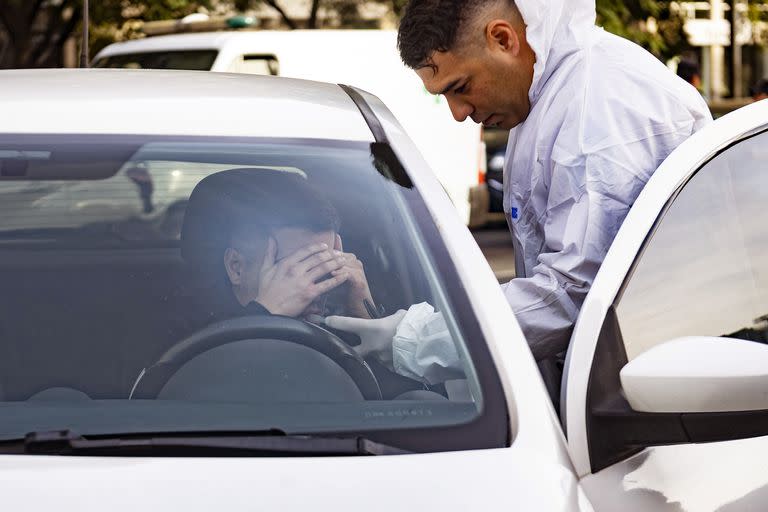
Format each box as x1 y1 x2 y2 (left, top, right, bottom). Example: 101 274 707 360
436 79 461 96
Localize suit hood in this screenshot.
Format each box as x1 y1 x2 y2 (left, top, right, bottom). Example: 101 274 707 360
515 0 596 103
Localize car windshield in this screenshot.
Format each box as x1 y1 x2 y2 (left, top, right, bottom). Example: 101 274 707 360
93 50 218 70
0 134 504 453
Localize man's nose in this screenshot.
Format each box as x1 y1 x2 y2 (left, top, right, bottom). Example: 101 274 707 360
446 96 474 123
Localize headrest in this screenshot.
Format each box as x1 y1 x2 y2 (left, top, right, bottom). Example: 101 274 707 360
180 168 337 267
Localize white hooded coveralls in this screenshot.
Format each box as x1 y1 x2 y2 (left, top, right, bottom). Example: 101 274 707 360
338 0 713 383
500 0 711 361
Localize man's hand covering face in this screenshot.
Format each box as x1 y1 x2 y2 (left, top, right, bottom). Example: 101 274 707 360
256 238 350 317
331 234 375 319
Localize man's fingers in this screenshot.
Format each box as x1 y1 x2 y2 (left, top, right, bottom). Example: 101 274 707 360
306 258 346 282
282 242 331 268
296 250 340 276
313 271 349 295
260 237 278 273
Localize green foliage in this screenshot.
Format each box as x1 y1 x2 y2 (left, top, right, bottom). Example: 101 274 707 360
595 0 689 61
0 0 216 66
88 0 215 54
747 0 768 22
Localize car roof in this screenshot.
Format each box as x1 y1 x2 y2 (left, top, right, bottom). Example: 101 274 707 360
94 30 396 56
0 69 375 141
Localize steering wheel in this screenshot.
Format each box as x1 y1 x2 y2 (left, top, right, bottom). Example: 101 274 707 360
129 315 382 400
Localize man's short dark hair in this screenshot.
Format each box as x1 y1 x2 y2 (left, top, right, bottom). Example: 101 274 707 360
397 0 517 70
181 169 339 267
224 169 339 238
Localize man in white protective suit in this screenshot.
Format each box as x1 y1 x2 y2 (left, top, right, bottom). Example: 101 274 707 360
325 0 712 391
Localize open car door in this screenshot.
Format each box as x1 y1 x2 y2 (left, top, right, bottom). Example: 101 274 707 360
563 99 768 511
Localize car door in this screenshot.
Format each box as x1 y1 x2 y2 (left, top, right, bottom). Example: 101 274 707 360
563 99 768 512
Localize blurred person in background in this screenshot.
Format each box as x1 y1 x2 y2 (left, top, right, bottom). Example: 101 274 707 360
751 78 768 102
677 53 703 94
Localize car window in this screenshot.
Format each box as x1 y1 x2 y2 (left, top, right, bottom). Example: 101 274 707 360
228 54 279 75
0 134 505 453
93 50 218 70
616 128 768 359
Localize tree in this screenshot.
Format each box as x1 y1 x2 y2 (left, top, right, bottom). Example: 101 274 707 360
88 1 216 56
0 0 81 68
0 0 213 68
596 0 768 61
595 0 689 61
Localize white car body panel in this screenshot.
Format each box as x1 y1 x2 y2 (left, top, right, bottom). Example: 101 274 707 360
0 448 592 512
0 69 373 141
581 438 768 512
94 31 484 225
563 99 768 509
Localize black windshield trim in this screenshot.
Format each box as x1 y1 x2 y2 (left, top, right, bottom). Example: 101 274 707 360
92 49 219 71
339 84 388 143
0 134 371 151
13 429 409 457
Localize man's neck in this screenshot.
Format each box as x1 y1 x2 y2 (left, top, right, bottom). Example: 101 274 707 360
232 286 252 307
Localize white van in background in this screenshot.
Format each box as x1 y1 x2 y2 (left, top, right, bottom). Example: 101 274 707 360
93 30 490 227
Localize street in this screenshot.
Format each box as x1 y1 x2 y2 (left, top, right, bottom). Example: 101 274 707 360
472 222 515 282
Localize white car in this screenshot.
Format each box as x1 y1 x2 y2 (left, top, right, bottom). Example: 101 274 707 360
0 69 767 512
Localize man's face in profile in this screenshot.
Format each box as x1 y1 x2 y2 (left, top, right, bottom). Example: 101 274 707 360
415 19 536 131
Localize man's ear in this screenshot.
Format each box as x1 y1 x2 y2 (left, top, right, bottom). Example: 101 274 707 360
223 247 244 285
486 19 520 56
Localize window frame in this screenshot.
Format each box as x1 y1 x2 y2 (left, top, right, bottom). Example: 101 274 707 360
92 50 219 71
228 54 280 75
582 125 768 472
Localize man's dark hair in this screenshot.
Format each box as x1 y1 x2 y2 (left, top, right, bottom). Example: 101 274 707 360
398 0 465 70
224 169 339 238
397 0 517 70
181 169 339 268
676 58 700 85
750 78 768 98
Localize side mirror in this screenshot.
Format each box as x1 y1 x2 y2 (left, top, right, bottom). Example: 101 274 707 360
589 330 768 473
620 336 768 413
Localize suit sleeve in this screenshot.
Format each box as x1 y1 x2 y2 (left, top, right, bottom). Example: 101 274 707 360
502 131 694 360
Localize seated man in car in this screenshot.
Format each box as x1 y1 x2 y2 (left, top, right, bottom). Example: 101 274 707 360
171 169 375 340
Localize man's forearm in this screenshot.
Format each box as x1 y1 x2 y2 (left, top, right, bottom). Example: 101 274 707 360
501 274 583 361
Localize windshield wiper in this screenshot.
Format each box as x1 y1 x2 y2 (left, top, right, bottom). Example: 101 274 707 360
0 430 409 456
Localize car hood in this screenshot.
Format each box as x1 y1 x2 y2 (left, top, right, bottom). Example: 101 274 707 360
0 448 588 511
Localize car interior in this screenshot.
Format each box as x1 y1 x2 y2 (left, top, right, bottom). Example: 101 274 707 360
0 138 442 404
